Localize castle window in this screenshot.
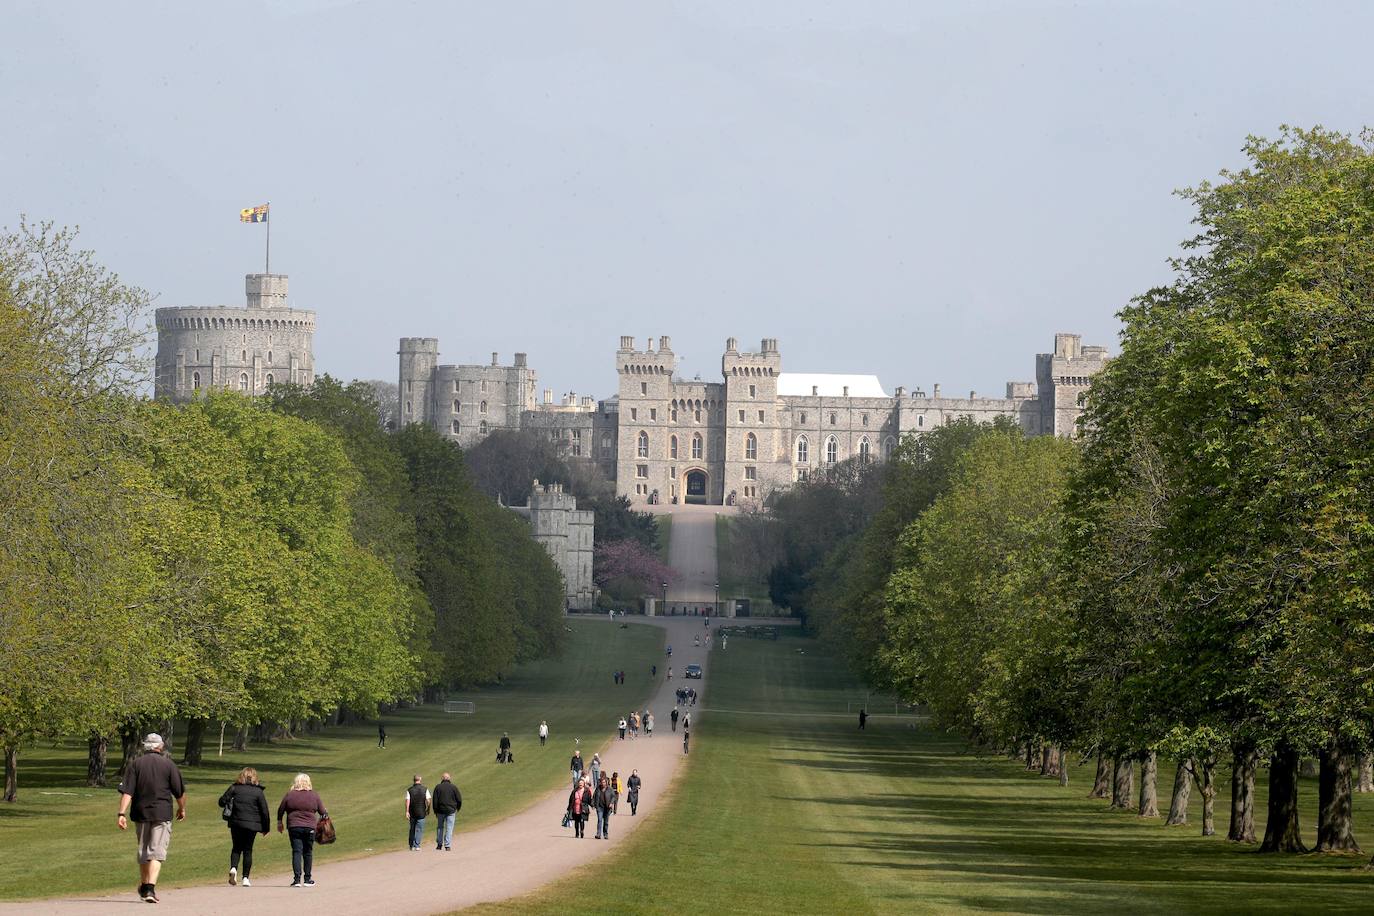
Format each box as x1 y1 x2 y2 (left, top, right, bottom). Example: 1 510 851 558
671 409 678 422
452 420 460 434
692 434 702 459
738 410 745 422
241 350 247 361
796 436 809 464
859 437 871 462
239 372 250 392
481 380 488 392
917 415 925 428
479 421 488 435
195 349 199 361
749 384 756 398
572 442 581 456
670 436 679 459
480 401 488 414
268 351 273 363
406 380 413 392
454 380 460 392
825 436 838 464
601 435 612 458
757 410 764 422
799 412 807 424
191 371 201 390
265 373 274 387
829 412 837 425
745 466 756 480
641 382 648 395
694 410 701 422
637 431 649 457
884 437 895 460
650 408 657 421
630 408 637 421
862 413 869 426
745 433 757 460
454 400 461 413
636 464 648 479
405 400 412 415
572 429 581 440
796 468 809 482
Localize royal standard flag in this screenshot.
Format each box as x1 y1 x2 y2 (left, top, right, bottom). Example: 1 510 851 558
240 205 269 223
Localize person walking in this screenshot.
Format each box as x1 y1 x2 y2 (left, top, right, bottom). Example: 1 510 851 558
498 732 512 764
276 773 328 888
115 733 186 904
610 771 621 814
683 725 691 755
618 716 627 740
645 711 655 738
671 706 680 733
378 722 387 748
589 753 602 788
593 775 615 840
651 664 657 677
667 666 673 680
859 708 868 730
570 749 584 785
218 767 270 887
405 775 431 851
626 770 642 816
567 777 593 839
682 711 692 732
539 720 548 746
432 773 462 851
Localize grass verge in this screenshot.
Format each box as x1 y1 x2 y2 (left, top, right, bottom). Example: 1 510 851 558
715 514 779 614
0 619 663 901
655 513 672 563
467 630 1374 915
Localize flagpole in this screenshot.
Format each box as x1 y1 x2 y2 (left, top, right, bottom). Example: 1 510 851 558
265 201 271 275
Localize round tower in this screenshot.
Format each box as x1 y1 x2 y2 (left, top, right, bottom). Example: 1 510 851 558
398 337 440 427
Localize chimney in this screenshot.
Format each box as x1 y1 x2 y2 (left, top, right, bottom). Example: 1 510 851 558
725 337 738 352
895 386 905 398
619 336 635 351
544 388 552 405
933 383 941 398
659 336 671 351
970 390 977 400
646 337 654 352
491 352 499 367
581 396 593 407
514 352 527 368
842 385 849 397
811 385 819 396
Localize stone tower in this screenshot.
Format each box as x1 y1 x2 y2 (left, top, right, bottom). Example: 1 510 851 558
398 337 440 427
153 273 315 402
721 337 782 505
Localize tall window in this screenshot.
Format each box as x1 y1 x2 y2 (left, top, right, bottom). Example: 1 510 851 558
239 372 249 392
481 379 488 392
265 373 274 387
862 413 869 426
191 371 201 390
601 434 612 457
452 420 460 434
884 437 895 460
825 436 838 464
829 412 837 425
480 400 488 414
796 436 809 463
692 434 702 459
859 437 870 462
799 412 807 424
641 382 648 395
749 384 756 398
637 431 649 457
670 435 679 459
745 433 757 460
454 400 461 412
917 415 925 428
479 420 488 434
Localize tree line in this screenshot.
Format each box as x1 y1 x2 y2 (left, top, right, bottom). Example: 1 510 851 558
767 128 1374 860
0 221 565 801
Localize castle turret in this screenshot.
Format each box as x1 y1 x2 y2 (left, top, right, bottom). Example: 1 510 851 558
398 337 439 427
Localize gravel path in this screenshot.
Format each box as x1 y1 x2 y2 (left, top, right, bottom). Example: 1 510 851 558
5 616 711 915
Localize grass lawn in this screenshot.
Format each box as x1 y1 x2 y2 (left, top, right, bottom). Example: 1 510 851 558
714 514 780 615
656 513 672 563
0 619 663 901
468 630 1374 915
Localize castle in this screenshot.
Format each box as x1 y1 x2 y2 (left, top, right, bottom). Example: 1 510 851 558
400 332 1108 506
153 274 316 401
507 481 596 609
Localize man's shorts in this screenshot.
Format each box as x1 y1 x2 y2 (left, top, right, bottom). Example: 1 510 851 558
135 820 172 863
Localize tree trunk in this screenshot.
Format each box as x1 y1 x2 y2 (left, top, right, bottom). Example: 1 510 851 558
232 725 249 752
181 718 206 767
1358 754 1372 793
86 733 109 788
1059 753 1070 787
1316 741 1360 853
1300 758 1318 778
1029 743 1043 771
1110 756 1134 809
1089 752 1111 799
1165 758 1192 825
1228 748 1257 842
3 745 16 802
1259 744 1307 853
116 721 140 779
1198 755 1217 837
1041 745 1058 778
1137 751 1159 817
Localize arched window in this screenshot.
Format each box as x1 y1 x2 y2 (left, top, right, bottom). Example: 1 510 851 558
637 431 649 457
862 413 869 426
267 350 273 363
745 433 757 460
692 434 702 459
265 373 274 387
883 436 896 460
796 436 809 464
239 372 249 392
452 420 460 434
479 420 488 435
241 350 247 361
453 400 461 413
859 437 870 462
670 435 678 459
825 436 838 464
191 371 201 390
829 412 837 425
917 415 925 428
601 434 612 457
480 401 488 414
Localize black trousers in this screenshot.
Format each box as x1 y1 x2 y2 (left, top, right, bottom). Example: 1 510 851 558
573 813 587 837
229 826 258 876
288 826 315 881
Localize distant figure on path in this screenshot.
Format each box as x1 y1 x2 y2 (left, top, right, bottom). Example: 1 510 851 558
652 664 657 677
594 775 615 839
277 773 328 887
618 716 627 740
668 667 673 680
671 706 680 732
539 721 548 746
378 722 386 748
498 732 512 764
570 749 584 785
683 727 691 755
626 770 642 815
567 777 593 839
405 774 431 851
683 711 692 731
590 753 602 787
218 766 270 887
611 771 621 813
433 772 462 851
645 711 655 737
859 708 868 730
116 733 186 905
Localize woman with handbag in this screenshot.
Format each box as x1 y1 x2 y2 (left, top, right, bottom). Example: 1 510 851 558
566 777 593 839
217 767 270 887
277 773 329 887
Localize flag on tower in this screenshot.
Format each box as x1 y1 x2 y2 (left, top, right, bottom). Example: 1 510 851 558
240 205 269 223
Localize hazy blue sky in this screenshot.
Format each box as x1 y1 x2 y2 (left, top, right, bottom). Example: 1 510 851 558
4 1 1372 397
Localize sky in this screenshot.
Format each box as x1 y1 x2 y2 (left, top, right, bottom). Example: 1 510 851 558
4 0 1373 399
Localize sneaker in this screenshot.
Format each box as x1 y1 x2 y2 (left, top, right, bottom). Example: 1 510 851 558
138 884 150 900
304 880 316 887
291 879 302 888
144 887 159 904
229 867 237 886
444 846 452 851
241 877 252 887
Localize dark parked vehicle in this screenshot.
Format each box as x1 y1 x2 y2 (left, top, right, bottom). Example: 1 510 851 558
685 664 703 679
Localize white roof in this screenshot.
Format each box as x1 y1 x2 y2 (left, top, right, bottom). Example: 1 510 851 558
777 373 888 398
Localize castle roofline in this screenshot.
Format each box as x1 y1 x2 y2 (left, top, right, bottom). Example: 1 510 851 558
778 373 888 398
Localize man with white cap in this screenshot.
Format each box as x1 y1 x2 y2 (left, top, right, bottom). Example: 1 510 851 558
115 733 186 904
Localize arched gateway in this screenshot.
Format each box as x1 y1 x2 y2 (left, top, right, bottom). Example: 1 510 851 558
684 469 708 504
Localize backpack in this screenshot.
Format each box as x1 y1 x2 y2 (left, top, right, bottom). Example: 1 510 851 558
221 787 235 821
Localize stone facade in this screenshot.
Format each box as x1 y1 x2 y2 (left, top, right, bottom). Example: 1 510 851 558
399 331 1107 507
508 480 597 609
154 274 315 401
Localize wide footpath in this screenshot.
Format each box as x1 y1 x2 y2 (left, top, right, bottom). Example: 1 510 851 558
2 614 711 915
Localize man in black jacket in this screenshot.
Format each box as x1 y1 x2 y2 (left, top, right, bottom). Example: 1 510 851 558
432 773 462 851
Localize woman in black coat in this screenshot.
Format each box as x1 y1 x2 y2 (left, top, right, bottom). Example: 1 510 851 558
218 767 271 885
626 769 642 816
566 777 593 839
